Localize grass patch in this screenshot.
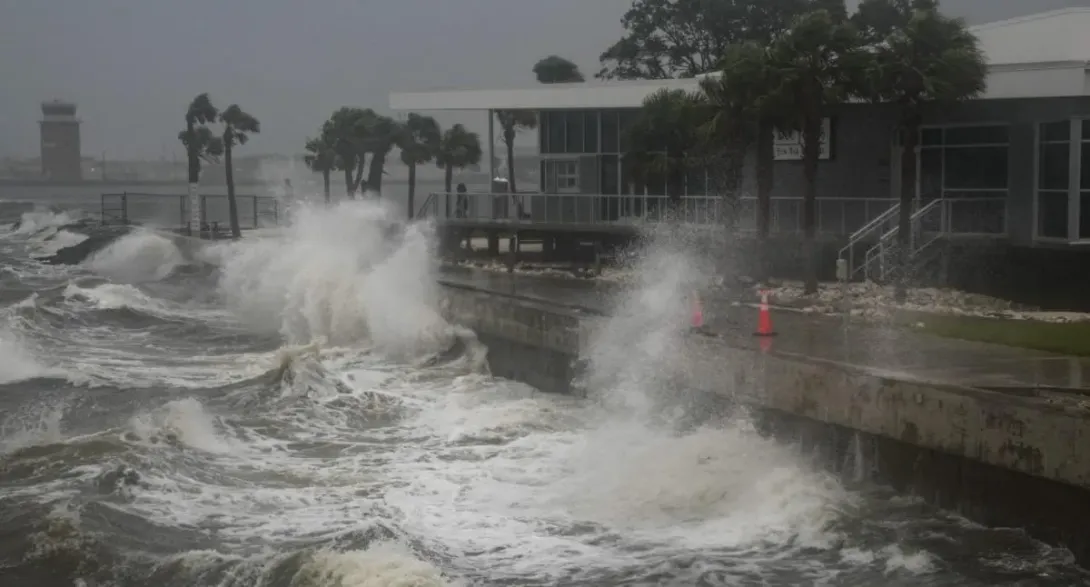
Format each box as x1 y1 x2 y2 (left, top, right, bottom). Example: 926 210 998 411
895 310 1090 356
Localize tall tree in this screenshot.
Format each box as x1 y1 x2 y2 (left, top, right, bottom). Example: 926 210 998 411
304 133 337 203
764 6 867 293
321 107 373 199
398 113 441 219
532 55 585 83
597 0 816 80
494 110 537 214
697 44 771 221
219 104 260 239
179 93 223 233
854 0 986 301
436 124 483 194
624 88 709 201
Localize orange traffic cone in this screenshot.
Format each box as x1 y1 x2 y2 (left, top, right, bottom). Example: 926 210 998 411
754 290 777 337
690 293 704 330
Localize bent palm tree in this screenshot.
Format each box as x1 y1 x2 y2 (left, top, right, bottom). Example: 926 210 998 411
304 134 337 203
494 110 537 216
855 0 985 301
436 124 483 218
764 8 867 293
361 113 399 196
624 88 708 201
322 107 372 198
179 93 222 233
219 104 260 239
398 113 441 218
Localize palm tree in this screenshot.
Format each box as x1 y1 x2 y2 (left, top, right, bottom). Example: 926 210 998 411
854 0 986 301
533 55 585 83
624 88 709 201
219 104 260 239
179 93 223 233
362 113 400 195
494 110 537 216
764 7 867 293
304 133 337 203
398 113 441 218
321 107 373 198
436 124 483 194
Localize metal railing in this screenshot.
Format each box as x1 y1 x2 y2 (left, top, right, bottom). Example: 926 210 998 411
861 196 1008 282
837 203 902 280
100 192 280 234
417 192 903 235
417 192 727 226
735 196 898 236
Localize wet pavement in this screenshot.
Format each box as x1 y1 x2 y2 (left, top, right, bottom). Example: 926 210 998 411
438 267 1090 398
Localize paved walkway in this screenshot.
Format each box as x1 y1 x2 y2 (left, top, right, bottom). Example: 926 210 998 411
438 267 1090 397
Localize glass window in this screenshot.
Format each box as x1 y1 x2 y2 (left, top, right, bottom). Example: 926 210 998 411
584 111 599 153
600 154 619 195
1039 192 1069 238
1042 121 1070 142
1081 133 1090 190
1040 142 1070 190
920 128 943 146
944 125 1008 145
565 111 584 153
546 111 565 155
601 111 619 153
919 148 942 199
1082 193 1090 240
943 147 1008 190
553 159 579 192
538 111 550 153
618 109 640 152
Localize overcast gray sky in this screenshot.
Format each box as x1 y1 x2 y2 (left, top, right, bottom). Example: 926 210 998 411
1 0 1085 159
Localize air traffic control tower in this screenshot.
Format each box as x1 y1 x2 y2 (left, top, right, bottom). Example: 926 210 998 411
39 100 82 181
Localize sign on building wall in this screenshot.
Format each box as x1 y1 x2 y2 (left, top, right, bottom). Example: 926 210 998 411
773 118 832 160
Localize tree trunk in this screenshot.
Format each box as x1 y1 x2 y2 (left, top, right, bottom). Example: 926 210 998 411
802 116 821 295
367 151 387 196
444 165 454 218
895 115 921 303
756 119 775 282
186 123 201 234
353 156 367 196
407 162 417 219
322 170 331 204
505 131 524 217
225 141 241 239
343 164 355 200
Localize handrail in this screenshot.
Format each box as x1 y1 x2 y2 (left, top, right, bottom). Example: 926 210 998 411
861 198 943 282
846 203 900 245
415 192 436 219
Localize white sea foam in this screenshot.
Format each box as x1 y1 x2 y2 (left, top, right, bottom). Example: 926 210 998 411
86 229 185 282
0 328 59 385
215 199 451 355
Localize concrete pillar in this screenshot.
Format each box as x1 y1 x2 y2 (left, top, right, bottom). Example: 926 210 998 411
488 232 500 256
506 234 518 273
543 235 556 260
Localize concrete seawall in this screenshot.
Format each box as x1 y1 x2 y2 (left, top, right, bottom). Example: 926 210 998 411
438 280 1090 563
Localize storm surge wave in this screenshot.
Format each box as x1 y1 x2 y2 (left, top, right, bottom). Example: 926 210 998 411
0 196 1085 587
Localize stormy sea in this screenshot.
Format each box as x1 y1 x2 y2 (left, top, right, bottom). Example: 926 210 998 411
1 195 1089 587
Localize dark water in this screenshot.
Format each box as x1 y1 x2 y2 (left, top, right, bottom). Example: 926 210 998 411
1 197 1089 586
